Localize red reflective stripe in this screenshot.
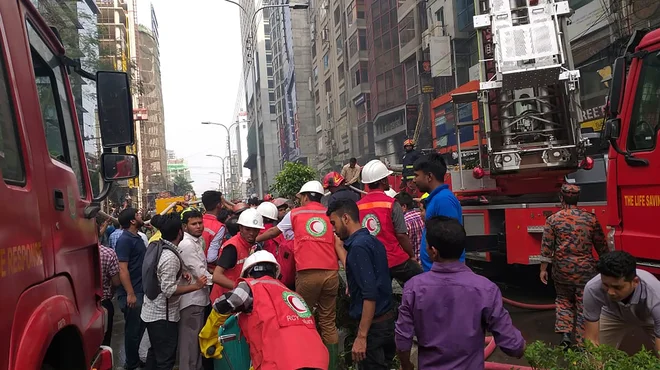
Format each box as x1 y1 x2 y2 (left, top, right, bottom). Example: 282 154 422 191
358 202 393 210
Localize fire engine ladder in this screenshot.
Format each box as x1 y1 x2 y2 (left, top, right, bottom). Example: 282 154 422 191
447 91 497 194
472 0 585 175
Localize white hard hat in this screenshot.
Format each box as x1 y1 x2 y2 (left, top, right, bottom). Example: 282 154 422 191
361 159 393 184
240 250 281 278
297 180 325 196
256 201 278 221
236 208 265 229
385 189 398 198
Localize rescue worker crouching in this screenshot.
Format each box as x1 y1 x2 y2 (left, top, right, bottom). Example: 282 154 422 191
210 208 263 303
359 160 422 285
256 181 341 370
213 251 329 370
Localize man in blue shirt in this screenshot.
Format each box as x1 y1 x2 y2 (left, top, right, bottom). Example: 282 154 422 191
413 153 465 271
327 198 395 369
115 208 147 370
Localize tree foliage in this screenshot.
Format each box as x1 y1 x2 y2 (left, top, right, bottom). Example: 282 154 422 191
172 175 194 196
271 161 317 199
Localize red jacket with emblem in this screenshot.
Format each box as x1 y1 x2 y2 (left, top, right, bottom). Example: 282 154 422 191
210 234 253 302
238 276 329 370
357 190 409 268
290 202 338 271
260 223 295 288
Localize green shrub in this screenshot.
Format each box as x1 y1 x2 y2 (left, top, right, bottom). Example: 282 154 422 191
524 340 660 370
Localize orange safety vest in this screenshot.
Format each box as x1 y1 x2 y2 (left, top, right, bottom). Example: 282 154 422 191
357 190 410 268
210 234 254 302
203 213 224 269
290 202 338 271
238 276 329 370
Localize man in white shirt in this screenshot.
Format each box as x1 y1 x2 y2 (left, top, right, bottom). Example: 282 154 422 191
140 213 207 370
178 209 215 370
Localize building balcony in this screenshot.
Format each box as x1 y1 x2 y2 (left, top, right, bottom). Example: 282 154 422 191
346 19 365 38
348 49 368 68
350 81 370 101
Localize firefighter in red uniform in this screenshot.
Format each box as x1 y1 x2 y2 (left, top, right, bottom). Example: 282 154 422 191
359 159 422 285
256 202 295 289
256 181 341 370
210 208 263 303
213 250 329 370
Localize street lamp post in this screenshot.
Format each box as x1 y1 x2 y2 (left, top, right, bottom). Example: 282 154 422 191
202 121 239 194
222 0 309 198
207 155 230 194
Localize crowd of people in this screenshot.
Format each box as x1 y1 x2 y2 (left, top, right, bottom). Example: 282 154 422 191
95 148 660 370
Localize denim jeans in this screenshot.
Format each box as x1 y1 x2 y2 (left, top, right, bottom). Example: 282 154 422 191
118 293 146 369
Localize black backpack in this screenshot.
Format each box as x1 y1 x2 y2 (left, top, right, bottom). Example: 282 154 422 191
142 240 184 301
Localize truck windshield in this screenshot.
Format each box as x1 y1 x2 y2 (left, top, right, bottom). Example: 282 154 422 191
626 54 660 152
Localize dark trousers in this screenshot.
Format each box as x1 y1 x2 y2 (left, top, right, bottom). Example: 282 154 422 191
118 294 146 369
146 320 179 370
101 299 114 346
357 315 396 370
390 259 423 287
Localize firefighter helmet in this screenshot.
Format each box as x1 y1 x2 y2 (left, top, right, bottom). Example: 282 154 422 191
322 172 345 189
403 139 415 147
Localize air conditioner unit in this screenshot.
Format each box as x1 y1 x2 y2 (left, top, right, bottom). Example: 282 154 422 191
322 28 329 41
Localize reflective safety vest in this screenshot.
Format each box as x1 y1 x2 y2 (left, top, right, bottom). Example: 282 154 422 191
290 202 338 271
238 277 329 370
402 149 420 180
210 234 254 302
357 190 410 268
202 214 224 259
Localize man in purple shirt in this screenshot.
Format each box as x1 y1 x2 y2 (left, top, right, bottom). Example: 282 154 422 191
395 216 526 369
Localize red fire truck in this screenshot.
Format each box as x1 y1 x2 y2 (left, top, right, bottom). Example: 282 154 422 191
0 1 138 369
602 27 660 273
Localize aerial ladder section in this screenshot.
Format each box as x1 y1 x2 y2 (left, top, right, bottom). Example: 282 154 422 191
448 0 588 196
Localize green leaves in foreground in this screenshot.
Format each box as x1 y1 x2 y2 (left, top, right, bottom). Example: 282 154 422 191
271 161 317 199
524 340 660 370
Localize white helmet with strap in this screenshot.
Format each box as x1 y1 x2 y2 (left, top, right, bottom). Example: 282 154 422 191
236 208 265 229
361 159 393 184
241 250 281 278
297 180 325 196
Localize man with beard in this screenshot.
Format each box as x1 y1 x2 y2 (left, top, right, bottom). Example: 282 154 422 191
327 198 395 369
210 208 263 303
412 153 464 272
116 207 147 370
178 209 215 370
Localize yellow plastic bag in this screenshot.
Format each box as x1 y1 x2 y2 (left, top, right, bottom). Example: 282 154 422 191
199 309 230 359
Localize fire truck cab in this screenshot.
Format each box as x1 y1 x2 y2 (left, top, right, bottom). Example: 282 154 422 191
602 28 660 271
0 1 138 369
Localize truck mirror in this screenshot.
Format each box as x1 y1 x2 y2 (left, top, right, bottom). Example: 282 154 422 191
607 57 626 117
97 71 134 148
603 118 621 140
101 153 139 181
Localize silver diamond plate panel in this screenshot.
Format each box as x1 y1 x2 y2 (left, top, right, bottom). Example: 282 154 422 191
489 0 510 14
530 21 559 58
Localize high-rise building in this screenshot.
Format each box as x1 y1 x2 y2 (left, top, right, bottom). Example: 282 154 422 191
136 23 168 206
269 0 318 169
239 0 280 196
309 0 354 172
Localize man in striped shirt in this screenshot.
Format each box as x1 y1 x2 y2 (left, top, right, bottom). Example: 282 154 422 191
395 192 425 263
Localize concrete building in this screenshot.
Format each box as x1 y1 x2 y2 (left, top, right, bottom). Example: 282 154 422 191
136 22 168 206
309 0 355 171
239 0 280 196
270 0 318 169
167 157 192 183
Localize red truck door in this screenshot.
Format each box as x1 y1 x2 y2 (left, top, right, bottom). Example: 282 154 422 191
24 17 102 350
615 47 660 260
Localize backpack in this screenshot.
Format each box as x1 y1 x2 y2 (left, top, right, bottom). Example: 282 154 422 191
142 240 184 301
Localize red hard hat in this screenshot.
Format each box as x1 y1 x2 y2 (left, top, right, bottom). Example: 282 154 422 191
322 171 345 189
404 139 415 147
263 194 273 201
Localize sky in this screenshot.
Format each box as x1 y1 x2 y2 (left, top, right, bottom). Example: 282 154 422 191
137 0 243 195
